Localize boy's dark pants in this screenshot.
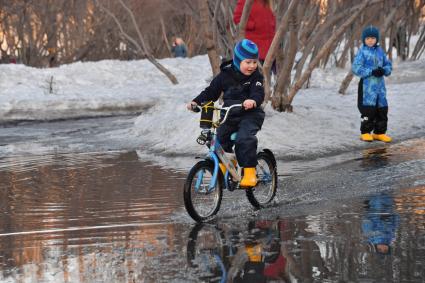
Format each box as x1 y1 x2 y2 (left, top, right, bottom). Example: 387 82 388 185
358 79 388 134
217 110 265 168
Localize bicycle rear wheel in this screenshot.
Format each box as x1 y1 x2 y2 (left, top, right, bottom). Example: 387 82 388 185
246 152 277 209
184 160 223 222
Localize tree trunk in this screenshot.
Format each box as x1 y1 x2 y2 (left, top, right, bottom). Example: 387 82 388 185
160 16 172 57
236 0 254 41
411 25 425 60
338 71 354 95
272 2 302 111
263 0 299 106
199 0 221 76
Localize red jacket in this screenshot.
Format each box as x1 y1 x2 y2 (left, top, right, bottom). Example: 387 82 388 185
233 0 276 60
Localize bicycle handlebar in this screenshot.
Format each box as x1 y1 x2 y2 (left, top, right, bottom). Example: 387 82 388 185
191 103 243 126
218 104 243 125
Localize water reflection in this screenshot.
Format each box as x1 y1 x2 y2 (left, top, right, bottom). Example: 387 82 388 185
0 149 424 282
362 193 399 255
360 147 390 168
185 189 425 282
186 219 330 282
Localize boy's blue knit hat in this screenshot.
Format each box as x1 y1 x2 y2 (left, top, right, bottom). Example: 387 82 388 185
233 39 259 70
362 25 380 44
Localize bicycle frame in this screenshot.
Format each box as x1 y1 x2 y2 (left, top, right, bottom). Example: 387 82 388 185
186 103 278 221
193 104 243 193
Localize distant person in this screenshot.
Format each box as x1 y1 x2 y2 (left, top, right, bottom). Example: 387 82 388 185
352 26 392 143
233 0 276 65
171 37 187 58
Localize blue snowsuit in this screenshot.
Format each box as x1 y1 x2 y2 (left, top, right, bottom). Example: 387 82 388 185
352 44 392 134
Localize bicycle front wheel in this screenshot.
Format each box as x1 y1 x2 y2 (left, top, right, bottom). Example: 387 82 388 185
246 152 278 209
184 160 223 222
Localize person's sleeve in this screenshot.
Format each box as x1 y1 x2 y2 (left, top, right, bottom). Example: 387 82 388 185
249 75 265 107
352 50 372 78
233 0 245 24
382 52 392 76
192 74 223 104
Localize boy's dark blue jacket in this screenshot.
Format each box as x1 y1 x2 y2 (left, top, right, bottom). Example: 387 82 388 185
193 60 265 108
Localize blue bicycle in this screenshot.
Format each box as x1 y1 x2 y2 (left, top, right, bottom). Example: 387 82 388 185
184 103 278 222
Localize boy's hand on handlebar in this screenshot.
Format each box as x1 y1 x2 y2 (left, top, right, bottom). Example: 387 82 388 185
243 99 256 110
187 101 199 112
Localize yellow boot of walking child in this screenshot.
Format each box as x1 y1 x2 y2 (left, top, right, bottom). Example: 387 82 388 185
240 167 257 188
372 133 392 143
360 133 374 142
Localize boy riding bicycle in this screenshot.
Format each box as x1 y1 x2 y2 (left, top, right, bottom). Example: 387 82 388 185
187 39 265 188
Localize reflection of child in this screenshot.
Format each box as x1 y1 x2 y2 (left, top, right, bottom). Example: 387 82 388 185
362 194 399 255
171 37 187 58
187 39 265 188
230 220 287 282
352 26 392 143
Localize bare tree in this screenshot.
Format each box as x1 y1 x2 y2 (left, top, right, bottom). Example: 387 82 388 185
1 0 423 100
411 24 425 60
199 0 221 76
263 0 299 105
96 0 178 84
283 0 377 111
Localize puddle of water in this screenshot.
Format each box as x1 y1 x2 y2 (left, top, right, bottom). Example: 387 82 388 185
1 188 423 282
0 139 424 282
0 151 186 235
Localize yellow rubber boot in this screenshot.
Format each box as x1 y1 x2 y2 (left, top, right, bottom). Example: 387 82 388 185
360 133 373 142
240 167 257 188
372 134 392 143
219 163 226 174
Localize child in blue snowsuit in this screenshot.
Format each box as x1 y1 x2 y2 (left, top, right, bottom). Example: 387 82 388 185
352 26 392 142
187 39 265 188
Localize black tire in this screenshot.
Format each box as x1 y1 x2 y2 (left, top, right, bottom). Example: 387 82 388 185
246 152 278 209
184 160 223 222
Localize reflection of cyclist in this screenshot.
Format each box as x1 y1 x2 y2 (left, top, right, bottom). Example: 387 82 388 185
362 194 399 255
229 220 289 282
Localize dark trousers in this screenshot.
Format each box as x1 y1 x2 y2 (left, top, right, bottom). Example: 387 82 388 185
217 110 265 167
358 79 388 134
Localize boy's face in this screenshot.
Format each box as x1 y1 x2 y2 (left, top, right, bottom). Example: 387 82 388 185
240 59 258 76
365 37 377 47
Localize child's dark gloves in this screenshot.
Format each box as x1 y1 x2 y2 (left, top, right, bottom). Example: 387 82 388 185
371 67 385 77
